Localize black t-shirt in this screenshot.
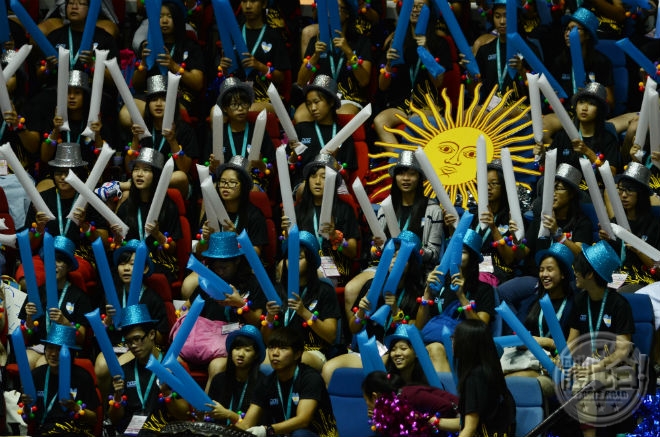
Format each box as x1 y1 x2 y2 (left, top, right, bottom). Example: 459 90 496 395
549 50 613 105
19 282 93 345
606 213 660 286
218 123 276 167
250 364 337 436
459 367 516 436
106 285 168 344
207 370 267 423
295 200 360 251
524 293 576 339
240 26 291 102
137 121 200 161
46 25 119 72
32 364 100 434
190 274 267 323
549 127 622 174
469 205 516 283
292 121 356 187
569 290 635 339
277 280 342 353
304 36 373 105
426 281 497 322
198 203 269 248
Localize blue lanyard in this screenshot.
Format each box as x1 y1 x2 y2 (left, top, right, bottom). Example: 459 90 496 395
46 282 70 333
313 122 336 148
227 381 248 425
328 49 345 81
56 191 76 236
312 210 323 247
151 128 167 153
399 215 411 232
495 39 507 89
538 297 568 338
135 351 161 410
285 287 307 326
276 366 299 420
0 121 6 139
409 59 422 85
587 290 609 354
41 367 61 425
242 25 267 56
137 207 145 241
227 125 248 157
122 285 145 308
65 130 82 145
67 28 81 69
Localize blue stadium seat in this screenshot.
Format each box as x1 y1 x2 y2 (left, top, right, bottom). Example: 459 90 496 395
506 376 545 437
623 293 655 357
327 367 373 437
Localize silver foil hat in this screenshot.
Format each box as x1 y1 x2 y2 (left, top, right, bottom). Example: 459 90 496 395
388 150 426 179
618 161 650 188
146 74 167 97
48 142 88 168
0 50 16 68
487 158 503 171
572 81 608 114
555 163 582 191
68 70 90 90
303 153 341 180
218 155 253 190
134 147 165 170
303 74 341 110
217 77 255 107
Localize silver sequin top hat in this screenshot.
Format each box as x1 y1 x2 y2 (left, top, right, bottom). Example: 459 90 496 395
68 69 90 91
617 161 650 188
0 50 16 68
555 163 582 192
303 74 341 110
218 155 253 191
303 153 341 180
389 150 426 179
562 7 599 42
582 240 620 283
134 147 165 170
572 81 608 115
48 142 88 168
146 74 167 97
217 77 255 107
487 158 503 172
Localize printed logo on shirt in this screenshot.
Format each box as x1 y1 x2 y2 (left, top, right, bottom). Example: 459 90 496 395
308 300 318 311
66 302 74 313
37 390 45 398
301 137 312 145
261 42 273 53
487 54 496 61
292 394 300 405
70 388 78 400
269 398 279 406
580 314 587 321
603 314 612 328
126 381 138 388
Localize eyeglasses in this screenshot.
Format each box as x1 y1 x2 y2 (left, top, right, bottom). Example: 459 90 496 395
125 333 148 346
617 186 637 196
228 102 250 111
218 179 240 189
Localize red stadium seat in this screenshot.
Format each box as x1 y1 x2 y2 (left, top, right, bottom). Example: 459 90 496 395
166 189 192 300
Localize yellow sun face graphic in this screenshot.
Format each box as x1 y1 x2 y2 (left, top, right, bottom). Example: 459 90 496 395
368 84 541 208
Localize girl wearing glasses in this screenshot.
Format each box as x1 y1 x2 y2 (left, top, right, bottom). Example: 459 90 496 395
113 148 183 282
125 75 200 200
194 155 268 258
598 163 660 291
207 77 275 192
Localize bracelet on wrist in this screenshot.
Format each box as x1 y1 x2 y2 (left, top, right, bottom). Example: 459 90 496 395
351 306 368 325
20 318 38 335
68 400 87 419
153 232 172 250
10 115 26 131
347 55 362 71
491 235 527 252
260 313 280 328
260 62 274 80
158 391 178 403
108 394 128 408
303 311 319 328
17 402 37 421
125 142 141 156
169 145 184 159
178 62 186 75
457 300 476 313
379 63 397 79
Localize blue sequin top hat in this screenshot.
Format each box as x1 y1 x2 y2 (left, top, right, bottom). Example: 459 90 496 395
217 155 253 191
113 240 154 276
202 232 242 259
48 142 88 168
535 242 575 282
119 304 158 330
303 153 342 181
384 324 414 349
53 236 79 270
146 74 167 97
303 74 341 110
582 241 620 283
42 323 81 350
282 230 322 270
389 150 426 179
217 76 255 107
226 324 266 363
562 7 599 43
134 147 165 170
616 162 651 190
393 230 423 264
463 229 484 263
555 163 582 192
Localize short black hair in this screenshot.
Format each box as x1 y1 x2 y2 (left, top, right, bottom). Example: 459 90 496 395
573 252 608 288
267 326 305 354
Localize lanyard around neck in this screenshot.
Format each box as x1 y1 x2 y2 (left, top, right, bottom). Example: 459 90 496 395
41 367 61 424
313 122 336 148
495 39 508 89
587 290 609 354
276 366 299 420
228 381 249 425
0 121 6 139
151 128 167 152
46 282 71 333
328 48 345 81
56 191 77 236
67 28 81 69
538 297 568 338
122 285 145 308
312 207 323 247
137 207 145 241
285 287 308 326
227 124 249 157
242 24 267 56
409 59 422 85
135 351 161 410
